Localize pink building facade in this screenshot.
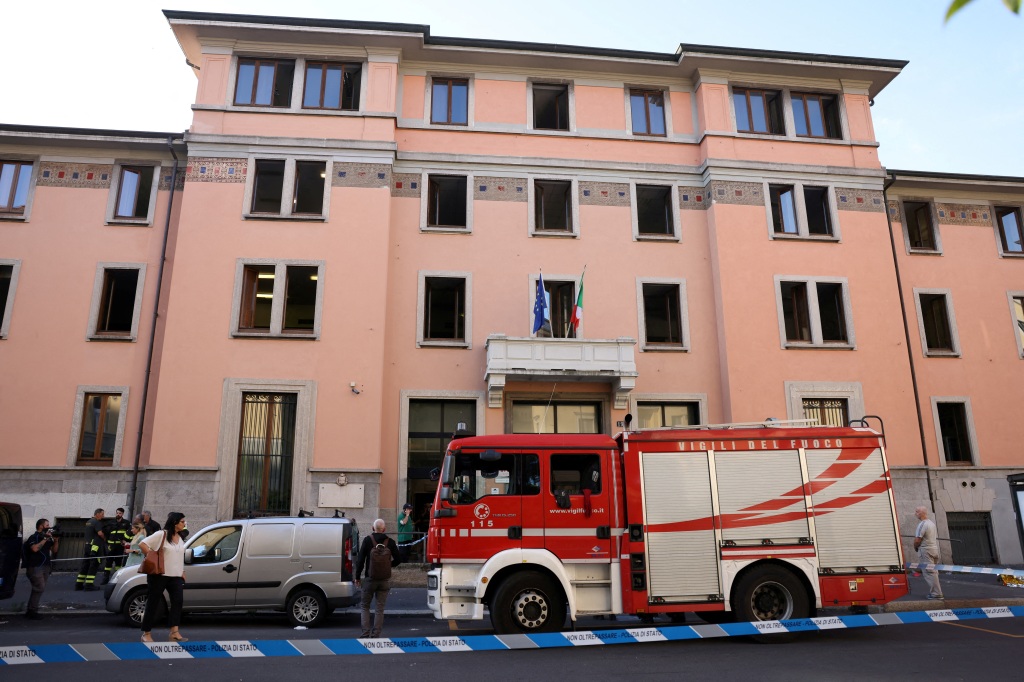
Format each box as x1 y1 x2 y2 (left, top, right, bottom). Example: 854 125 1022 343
1 11 1022 565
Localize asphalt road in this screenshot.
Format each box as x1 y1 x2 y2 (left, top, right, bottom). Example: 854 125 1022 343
2 608 1023 681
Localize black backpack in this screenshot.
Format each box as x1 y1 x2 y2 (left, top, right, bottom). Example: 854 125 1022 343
368 534 392 580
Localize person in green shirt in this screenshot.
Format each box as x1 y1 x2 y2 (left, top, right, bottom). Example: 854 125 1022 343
397 503 415 563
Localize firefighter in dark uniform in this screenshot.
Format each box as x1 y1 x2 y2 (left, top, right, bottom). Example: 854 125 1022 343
76 508 106 591
103 507 132 581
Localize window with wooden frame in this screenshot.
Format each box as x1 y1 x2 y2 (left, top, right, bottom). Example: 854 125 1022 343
251 160 286 214
302 62 361 110
423 277 466 342
236 262 322 337
802 397 849 427
534 278 577 339
291 161 326 215
770 185 799 234
533 83 570 131
1010 295 1024 356
733 88 784 135
777 278 851 347
534 179 573 232
636 185 673 236
234 58 295 107
996 206 1024 255
0 263 14 336
791 92 842 139
77 393 122 466
431 78 469 125
637 401 699 428
804 186 833 236
630 89 666 136
95 268 140 336
768 183 836 239
918 292 956 354
113 166 154 220
0 160 33 215
427 175 468 228
903 201 938 251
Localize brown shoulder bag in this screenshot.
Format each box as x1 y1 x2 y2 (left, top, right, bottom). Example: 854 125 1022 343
139 533 166 575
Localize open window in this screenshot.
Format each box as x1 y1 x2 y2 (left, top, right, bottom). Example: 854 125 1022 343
245 158 330 219
733 87 784 135
775 277 854 348
417 272 472 348
915 289 959 356
633 184 678 239
638 279 689 351
901 200 940 252
531 179 576 236
303 62 361 111
0 260 20 339
791 92 842 139
87 264 146 341
532 83 570 131
233 260 324 338
425 174 469 230
234 58 295 107
768 182 837 239
0 160 33 217
995 206 1023 256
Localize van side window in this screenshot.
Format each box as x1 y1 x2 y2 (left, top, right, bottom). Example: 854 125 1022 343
550 454 601 495
189 525 242 564
451 452 540 504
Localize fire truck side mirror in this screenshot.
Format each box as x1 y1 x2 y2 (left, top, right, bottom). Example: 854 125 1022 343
440 485 453 501
554 489 571 510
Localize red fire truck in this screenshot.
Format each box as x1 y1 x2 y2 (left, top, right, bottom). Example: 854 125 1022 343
426 419 908 634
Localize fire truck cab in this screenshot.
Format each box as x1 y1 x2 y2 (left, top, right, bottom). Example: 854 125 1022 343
426 422 908 634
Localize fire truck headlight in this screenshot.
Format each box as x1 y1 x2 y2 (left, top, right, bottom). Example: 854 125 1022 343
427 575 438 590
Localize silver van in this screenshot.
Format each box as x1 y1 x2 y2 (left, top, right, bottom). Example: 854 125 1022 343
104 516 360 627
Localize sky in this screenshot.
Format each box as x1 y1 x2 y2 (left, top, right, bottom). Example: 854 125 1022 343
4 0 1022 176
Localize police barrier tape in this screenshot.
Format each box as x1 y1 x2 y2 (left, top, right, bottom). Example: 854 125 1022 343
2 606 1023 665
905 563 1024 579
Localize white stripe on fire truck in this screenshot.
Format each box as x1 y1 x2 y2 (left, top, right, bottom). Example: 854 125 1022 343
4 607 1022 665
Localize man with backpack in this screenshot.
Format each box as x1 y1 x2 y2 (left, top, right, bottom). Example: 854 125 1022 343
354 518 401 638
23 518 59 620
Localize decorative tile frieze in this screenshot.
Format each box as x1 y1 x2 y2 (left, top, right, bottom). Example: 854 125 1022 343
579 181 630 207
37 162 112 188
887 200 901 223
391 173 421 198
835 188 885 213
158 171 187 191
474 176 527 202
936 203 991 226
678 187 710 211
185 158 247 183
333 163 391 188
709 180 764 206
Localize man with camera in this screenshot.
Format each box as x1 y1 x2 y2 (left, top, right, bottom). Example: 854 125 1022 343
23 519 60 620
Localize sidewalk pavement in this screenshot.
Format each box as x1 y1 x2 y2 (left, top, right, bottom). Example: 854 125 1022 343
3 564 1023 618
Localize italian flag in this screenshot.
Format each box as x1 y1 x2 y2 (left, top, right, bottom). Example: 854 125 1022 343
570 271 584 332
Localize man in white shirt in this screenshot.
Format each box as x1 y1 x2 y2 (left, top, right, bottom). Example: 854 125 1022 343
914 506 943 599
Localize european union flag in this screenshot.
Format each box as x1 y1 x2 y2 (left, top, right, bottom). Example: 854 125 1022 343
532 273 547 334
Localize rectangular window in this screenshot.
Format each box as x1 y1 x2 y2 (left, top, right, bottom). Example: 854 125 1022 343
408 400 477 478
996 206 1023 254
302 62 361 110
534 180 572 232
733 88 783 135
113 166 154 219
0 161 33 215
804 186 833 236
904 201 937 250
427 175 468 228
77 394 122 465
636 185 673 236
1012 296 1024 352
424 277 466 341
291 161 326 215
235 393 296 517
770 185 798 234
236 261 323 337
96 269 140 336
630 89 666 136
791 92 841 139
919 293 954 353
778 278 851 347
511 402 600 434
642 283 683 346
431 78 469 125
536 279 576 339
802 398 848 427
937 402 973 464
533 83 570 130
251 160 286 213
234 58 295 107
637 401 699 428
0 263 12 335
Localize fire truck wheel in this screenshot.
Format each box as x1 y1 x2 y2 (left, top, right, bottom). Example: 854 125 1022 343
733 565 810 624
489 572 567 634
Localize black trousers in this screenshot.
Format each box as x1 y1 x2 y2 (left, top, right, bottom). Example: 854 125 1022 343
141 574 185 631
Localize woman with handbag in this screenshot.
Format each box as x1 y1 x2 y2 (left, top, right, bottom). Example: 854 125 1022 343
138 512 188 643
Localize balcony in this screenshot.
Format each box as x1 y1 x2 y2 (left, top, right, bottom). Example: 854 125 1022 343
484 334 638 409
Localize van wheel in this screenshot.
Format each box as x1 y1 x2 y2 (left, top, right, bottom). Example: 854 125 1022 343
123 588 162 627
489 571 566 634
732 565 809 642
287 589 327 627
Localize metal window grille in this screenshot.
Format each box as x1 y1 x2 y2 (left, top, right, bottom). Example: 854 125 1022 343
801 398 848 427
234 393 297 518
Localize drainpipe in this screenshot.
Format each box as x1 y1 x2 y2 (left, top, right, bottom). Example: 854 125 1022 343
882 170 935 507
127 135 183 517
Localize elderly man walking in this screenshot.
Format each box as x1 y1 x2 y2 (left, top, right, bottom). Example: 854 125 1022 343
354 518 401 638
914 506 943 600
